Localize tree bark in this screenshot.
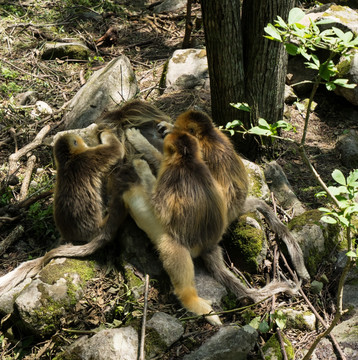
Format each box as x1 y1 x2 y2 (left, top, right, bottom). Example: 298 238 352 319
242 0 294 123
201 0 245 127
201 0 294 159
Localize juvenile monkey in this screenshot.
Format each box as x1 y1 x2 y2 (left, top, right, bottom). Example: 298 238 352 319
0 130 126 295
126 129 226 325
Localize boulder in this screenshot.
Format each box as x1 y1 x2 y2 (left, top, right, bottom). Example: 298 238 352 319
64 55 138 129
163 49 209 91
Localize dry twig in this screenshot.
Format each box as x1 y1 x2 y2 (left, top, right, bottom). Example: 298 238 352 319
19 154 37 201
138 274 150 360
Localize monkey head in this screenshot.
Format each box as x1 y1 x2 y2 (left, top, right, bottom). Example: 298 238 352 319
163 130 201 160
174 110 215 140
54 133 88 169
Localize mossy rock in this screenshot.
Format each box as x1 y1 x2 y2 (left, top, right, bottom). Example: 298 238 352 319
15 258 96 337
262 333 294 360
42 42 90 60
223 213 267 273
288 209 343 276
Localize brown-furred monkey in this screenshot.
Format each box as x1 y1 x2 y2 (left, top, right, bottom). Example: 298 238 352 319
0 128 126 294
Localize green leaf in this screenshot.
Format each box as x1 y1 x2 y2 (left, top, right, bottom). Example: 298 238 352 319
346 251 357 258
347 170 358 185
285 43 299 55
275 317 287 330
258 118 270 129
230 102 251 112
264 24 282 41
326 82 336 91
332 27 345 40
288 8 305 25
249 317 261 329
319 207 332 213
275 16 287 29
315 19 336 26
248 127 272 136
332 169 346 185
258 320 271 333
321 215 337 224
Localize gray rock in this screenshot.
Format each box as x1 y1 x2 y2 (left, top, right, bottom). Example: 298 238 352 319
64 55 139 129
335 51 358 106
284 84 297 103
14 90 38 106
0 277 32 315
243 159 270 201
195 267 227 307
153 0 187 13
165 49 209 91
41 41 90 60
63 327 138 360
183 325 257 360
331 313 358 359
336 129 358 169
147 312 184 347
264 161 306 215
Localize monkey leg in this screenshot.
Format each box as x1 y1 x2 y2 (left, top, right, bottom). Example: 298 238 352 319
126 128 163 170
202 245 299 304
243 197 310 281
158 234 221 326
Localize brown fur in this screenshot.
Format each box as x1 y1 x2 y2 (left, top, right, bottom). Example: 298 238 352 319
53 131 124 243
174 110 309 280
0 130 126 295
153 130 227 249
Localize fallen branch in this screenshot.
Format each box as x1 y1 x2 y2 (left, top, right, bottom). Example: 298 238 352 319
138 274 150 360
19 154 36 201
0 225 24 256
8 125 51 176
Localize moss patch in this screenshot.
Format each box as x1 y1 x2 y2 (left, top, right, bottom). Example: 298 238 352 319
223 214 265 273
262 333 294 360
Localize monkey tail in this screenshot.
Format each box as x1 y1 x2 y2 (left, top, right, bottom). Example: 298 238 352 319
243 197 310 281
0 199 127 297
202 246 300 303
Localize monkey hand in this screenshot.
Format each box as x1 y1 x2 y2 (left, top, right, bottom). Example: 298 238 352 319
99 130 116 144
157 121 174 138
132 158 156 192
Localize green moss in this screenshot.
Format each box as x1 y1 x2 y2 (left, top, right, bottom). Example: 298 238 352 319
24 259 96 337
221 291 240 311
288 210 342 275
223 214 265 272
42 43 90 60
145 328 168 357
262 333 294 360
39 258 96 285
159 59 169 94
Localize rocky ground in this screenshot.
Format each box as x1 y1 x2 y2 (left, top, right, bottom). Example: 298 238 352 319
0 1 358 359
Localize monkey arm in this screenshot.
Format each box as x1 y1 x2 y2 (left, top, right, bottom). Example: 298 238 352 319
125 128 163 170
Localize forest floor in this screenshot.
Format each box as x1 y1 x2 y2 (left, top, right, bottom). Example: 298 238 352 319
0 1 358 359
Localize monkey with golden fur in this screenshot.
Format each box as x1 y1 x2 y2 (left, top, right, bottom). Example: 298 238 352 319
126 129 226 325
173 110 309 281
0 129 126 294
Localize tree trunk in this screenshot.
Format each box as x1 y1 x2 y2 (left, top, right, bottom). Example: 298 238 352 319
242 0 294 123
201 0 294 159
201 0 245 127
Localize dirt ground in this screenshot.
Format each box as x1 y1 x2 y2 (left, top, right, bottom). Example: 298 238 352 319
0 1 358 359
